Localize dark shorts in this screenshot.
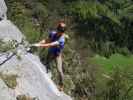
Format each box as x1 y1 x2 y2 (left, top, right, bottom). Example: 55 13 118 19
48 47 62 57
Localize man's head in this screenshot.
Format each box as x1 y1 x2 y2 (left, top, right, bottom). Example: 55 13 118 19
57 21 66 33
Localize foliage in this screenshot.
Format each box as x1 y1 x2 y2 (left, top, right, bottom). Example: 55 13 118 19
95 67 133 100
5 0 48 43
0 40 16 52
70 1 120 24
68 0 133 55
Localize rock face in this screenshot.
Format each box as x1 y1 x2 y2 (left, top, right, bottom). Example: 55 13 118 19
0 0 7 20
0 20 24 42
0 0 72 100
0 50 72 100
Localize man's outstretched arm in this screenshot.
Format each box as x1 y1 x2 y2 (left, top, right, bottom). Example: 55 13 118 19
33 41 59 48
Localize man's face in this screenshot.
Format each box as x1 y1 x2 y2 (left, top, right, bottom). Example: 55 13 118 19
57 31 64 36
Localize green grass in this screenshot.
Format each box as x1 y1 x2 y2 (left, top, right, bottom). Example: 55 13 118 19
91 53 133 73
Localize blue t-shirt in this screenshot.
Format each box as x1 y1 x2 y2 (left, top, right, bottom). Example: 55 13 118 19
48 31 65 56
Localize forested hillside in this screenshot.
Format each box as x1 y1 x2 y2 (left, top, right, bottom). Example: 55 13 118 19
5 0 133 100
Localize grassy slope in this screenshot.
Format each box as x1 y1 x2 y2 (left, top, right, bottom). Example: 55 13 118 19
91 53 133 73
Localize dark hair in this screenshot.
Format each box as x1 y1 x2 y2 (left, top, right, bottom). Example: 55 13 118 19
57 22 66 32
57 26 65 32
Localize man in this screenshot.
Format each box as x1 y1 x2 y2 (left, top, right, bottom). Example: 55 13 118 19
33 21 66 91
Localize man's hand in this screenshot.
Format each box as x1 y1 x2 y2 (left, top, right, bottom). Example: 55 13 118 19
32 43 50 47
32 43 41 47
39 39 46 44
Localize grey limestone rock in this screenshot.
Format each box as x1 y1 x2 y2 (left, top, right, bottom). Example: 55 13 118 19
0 0 72 100
0 0 7 20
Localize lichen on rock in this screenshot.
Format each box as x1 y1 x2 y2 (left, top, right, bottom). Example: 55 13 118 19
16 94 38 100
0 72 18 89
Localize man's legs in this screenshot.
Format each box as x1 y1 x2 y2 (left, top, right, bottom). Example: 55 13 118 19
45 52 55 73
56 53 64 89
